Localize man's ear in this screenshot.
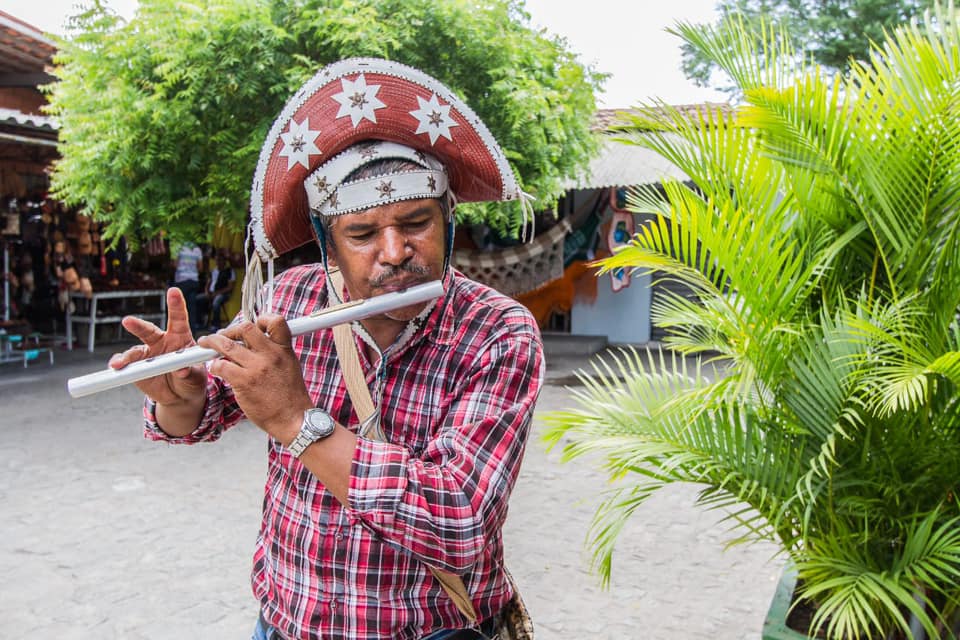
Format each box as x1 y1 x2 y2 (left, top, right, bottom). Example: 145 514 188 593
321 218 338 268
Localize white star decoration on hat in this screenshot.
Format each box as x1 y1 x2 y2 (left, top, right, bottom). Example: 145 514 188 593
410 94 458 145
332 73 386 128
278 118 321 170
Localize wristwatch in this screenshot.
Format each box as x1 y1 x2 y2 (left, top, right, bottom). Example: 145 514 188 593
287 408 336 458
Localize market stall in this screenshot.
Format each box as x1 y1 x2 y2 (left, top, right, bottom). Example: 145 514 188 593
0 10 175 358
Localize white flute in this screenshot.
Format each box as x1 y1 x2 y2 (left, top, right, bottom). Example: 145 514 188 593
67 280 444 398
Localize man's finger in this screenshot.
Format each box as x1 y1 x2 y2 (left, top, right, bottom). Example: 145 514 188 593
165 287 192 332
197 331 252 366
257 313 293 346
108 344 150 369
212 321 247 343
216 319 275 353
121 315 165 346
207 353 245 382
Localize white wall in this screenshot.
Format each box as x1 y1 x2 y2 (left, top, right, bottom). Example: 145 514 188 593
571 262 652 345
566 189 652 345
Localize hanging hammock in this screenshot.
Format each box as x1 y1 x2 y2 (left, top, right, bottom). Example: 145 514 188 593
452 219 571 297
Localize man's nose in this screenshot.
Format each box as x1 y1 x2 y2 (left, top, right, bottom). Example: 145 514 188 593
379 227 412 265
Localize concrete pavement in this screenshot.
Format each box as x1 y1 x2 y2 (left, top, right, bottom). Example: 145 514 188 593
0 339 785 639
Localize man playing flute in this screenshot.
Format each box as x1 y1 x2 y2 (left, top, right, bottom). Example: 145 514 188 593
108 58 543 640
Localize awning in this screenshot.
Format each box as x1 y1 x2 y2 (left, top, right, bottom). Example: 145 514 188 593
0 107 58 147
0 107 57 131
563 137 689 190
567 104 735 190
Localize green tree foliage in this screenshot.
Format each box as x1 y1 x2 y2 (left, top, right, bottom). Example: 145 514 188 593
545 4 960 638
681 0 935 95
45 0 604 246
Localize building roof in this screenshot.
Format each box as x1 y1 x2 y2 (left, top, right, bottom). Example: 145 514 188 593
0 10 56 82
563 103 735 190
592 104 733 131
0 11 58 149
564 136 689 190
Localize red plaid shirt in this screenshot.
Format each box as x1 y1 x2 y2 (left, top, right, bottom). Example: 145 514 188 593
144 266 544 640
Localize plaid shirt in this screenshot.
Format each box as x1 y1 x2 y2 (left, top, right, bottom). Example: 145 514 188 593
144 266 544 640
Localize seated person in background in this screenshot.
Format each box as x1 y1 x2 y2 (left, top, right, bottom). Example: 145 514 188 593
196 250 235 331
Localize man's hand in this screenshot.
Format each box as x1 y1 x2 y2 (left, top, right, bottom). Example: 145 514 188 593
198 314 313 443
109 287 207 406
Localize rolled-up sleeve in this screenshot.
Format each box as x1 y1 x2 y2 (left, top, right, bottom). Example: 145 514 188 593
143 368 245 444
347 326 543 573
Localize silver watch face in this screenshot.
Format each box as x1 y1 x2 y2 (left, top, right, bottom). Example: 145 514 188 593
289 409 336 458
303 408 335 438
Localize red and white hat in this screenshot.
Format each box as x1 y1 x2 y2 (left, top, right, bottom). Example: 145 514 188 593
248 57 525 261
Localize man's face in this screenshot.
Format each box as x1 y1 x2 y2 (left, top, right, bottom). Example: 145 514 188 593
327 197 446 324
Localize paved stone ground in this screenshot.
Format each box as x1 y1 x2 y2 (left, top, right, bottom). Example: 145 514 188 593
0 341 785 639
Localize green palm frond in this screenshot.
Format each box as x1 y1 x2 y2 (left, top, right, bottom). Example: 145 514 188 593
613 134 811 332
844 11 960 298
650 290 745 356
929 210 960 334
617 104 784 223
784 307 859 440
544 349 809 559
797 510 960 640
839 294 960 417
584 483 662 587
897 511 960 593
926 351 960 388
779 305 873 517
543 347 708 459
739 74 854 227
670 15 799 96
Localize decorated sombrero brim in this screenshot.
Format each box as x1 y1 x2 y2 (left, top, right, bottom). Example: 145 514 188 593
250 57 522 259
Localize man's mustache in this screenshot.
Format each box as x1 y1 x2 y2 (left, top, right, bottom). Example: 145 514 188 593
370 262 430 288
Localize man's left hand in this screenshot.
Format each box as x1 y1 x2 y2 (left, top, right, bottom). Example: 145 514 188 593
198 314 312 443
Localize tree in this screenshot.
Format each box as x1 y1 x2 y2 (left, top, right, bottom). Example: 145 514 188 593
545 4 960 638
681 0 936 95
45 0 604 246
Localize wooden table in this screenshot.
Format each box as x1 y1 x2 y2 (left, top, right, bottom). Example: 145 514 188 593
66 289 166 352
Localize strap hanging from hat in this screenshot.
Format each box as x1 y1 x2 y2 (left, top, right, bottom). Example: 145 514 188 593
328 268 478 625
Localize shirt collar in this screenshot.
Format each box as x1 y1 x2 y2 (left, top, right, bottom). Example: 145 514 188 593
328 267 458 362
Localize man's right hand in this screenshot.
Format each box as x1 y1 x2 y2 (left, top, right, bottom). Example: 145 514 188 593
109 287 207 407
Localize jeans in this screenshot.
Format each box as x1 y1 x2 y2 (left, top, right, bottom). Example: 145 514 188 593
252 613 279 640
252 613 498 640
209 293 228 329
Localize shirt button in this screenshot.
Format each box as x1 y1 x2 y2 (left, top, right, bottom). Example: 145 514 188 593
335 531 344 541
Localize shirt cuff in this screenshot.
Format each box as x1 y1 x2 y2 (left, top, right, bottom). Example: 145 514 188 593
346 435 411 525
142 389 217 444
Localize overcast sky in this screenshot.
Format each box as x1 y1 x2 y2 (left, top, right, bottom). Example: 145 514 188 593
4 0 727 107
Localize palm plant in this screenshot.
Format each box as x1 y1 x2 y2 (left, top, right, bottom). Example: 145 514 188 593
543 5 960 639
